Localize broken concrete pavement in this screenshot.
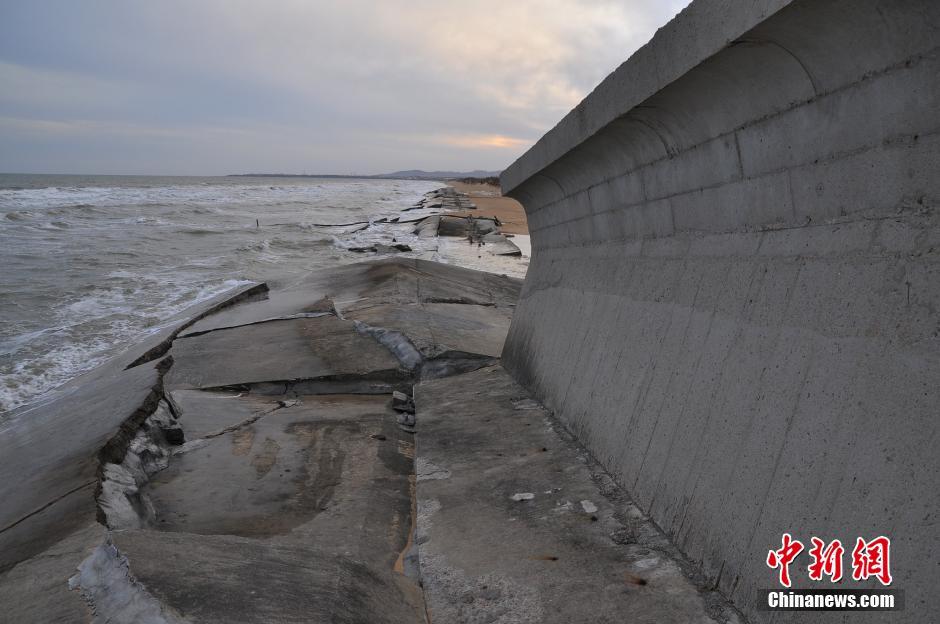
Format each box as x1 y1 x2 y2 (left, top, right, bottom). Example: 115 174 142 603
0 257 740 623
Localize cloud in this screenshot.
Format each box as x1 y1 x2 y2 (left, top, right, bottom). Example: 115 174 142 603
0 1 689 175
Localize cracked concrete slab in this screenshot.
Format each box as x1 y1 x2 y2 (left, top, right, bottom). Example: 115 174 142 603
0 259 525 623
121 282 268 369
179 259 521 338
114 393 425 622
166 389 268 439
145 395 406 538
414 365 741 624
164 315 405 391
0 361 163 572
348 302 513 361
113 529 425 624
0 522 105 623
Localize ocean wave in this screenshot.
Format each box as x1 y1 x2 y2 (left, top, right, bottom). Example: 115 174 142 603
0 180 346 212
0 336 116 414
237 236 329 253
179 227 224 235
0 176 446 414
45 204 106 217
0 277 257 414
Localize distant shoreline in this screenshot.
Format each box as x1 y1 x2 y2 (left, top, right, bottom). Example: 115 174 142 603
228 169 501 181
227 173 442 181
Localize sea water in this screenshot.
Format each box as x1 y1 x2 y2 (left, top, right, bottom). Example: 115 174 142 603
0 174 445 413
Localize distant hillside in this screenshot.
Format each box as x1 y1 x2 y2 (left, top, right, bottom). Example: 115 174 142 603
376 169 501 180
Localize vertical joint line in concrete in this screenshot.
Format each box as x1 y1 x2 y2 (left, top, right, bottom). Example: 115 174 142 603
785 168 798 221
733 131 745 179
737 37 820 96
625 112 674 159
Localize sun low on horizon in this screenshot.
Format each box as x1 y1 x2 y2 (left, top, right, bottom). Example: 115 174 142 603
0 0 689 176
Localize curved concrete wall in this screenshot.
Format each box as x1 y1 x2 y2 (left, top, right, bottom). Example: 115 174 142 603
502 0 939 620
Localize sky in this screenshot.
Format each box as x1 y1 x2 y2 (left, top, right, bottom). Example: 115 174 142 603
0 1 689 176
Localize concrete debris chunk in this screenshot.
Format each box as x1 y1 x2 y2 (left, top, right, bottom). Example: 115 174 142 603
161 425 185 445
391 390 416 414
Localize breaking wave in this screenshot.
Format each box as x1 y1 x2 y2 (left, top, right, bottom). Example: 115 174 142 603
0 174 444 414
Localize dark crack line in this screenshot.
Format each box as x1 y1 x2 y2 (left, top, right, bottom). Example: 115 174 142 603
198 403 285 441
177 311 334 339
0 480 96 535
126 283 268 369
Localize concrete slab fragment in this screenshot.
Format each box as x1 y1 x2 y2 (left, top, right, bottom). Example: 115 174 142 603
167 388 269 439
482 233 523 256
165 315 404 391
0 361 162 571
349 302 513 360
181 259 521 337
117 393 425 623
146 395 402 538
113 529 425 624
0 522 105 623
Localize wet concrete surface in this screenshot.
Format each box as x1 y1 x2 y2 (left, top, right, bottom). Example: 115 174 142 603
146 395 408 539
116 394 426 623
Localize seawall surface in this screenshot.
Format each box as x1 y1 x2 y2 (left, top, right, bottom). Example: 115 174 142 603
501 0 939 621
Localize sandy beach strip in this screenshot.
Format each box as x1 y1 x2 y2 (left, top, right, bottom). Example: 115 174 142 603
445 180 528 235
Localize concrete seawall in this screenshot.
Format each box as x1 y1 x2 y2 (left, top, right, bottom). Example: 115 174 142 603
501 0 939 621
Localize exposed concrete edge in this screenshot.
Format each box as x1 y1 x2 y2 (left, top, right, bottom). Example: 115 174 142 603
501 0 793 193
95 357 174 526
125 282 269 369
69 538 187 624
0 360 166 573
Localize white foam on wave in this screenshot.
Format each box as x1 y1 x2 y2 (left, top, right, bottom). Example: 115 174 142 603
0 182 330 212
0 178 439 215
0 277 255 414
0 177 445 414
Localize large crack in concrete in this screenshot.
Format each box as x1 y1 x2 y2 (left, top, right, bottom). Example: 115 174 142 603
176 311 334 338
203 372 412 396
98 399 183 530
0 481 97 537
125 283 269 369
78 263 520 622
353 319 499 382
